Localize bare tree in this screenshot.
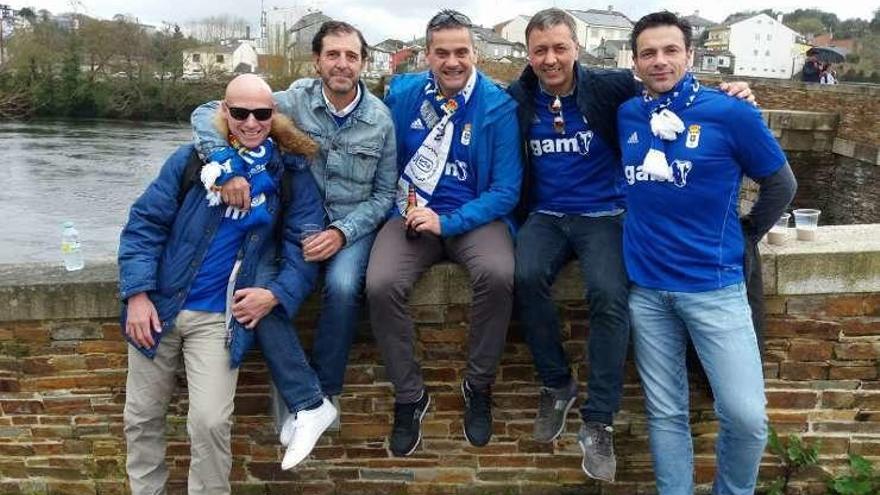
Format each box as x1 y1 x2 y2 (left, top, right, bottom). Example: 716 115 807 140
186 14 251 42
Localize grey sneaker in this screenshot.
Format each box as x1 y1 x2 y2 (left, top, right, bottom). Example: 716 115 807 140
578 421 616 482
328 396 341 431
534 379 578 442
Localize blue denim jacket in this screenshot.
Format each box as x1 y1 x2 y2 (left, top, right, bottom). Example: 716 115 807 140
191 78 397 245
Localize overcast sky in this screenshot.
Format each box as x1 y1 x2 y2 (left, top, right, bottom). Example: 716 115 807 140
7 0 879 44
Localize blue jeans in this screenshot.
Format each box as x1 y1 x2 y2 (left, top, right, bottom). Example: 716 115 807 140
311 232 375 396
256 308 324 413
629 283 767 495
514 213 630 424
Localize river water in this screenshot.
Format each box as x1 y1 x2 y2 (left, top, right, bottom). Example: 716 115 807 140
0 119 191 264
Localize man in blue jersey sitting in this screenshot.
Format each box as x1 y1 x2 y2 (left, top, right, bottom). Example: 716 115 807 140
618 12 796 495
366 9 521 456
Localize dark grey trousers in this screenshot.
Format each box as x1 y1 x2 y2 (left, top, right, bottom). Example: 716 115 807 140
366 218 514 403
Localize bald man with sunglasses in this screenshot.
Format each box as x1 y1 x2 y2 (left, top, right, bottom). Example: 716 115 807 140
119 74 326 493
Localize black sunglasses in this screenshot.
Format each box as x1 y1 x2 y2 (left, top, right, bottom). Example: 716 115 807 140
227 106 274 121
428 10 472 29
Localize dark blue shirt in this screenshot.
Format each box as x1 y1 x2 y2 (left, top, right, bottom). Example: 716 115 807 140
528 91 624 214
183 206 256 312
618 88 786 292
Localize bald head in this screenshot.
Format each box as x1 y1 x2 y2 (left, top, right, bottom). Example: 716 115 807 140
222 74 275 149
225 73 273 102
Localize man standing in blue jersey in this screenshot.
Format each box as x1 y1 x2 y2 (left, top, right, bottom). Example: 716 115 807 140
366 9 521 456
618 12 796 494
507 8 754 482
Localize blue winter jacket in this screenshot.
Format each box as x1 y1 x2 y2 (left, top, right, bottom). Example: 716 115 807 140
385 71 523 236
117 144 323 366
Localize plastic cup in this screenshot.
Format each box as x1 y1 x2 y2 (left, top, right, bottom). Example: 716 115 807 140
767 212 790 245
792 209 821 241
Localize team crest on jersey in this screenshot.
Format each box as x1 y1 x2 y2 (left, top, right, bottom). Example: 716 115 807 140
686 124 701 149
461 123 472 146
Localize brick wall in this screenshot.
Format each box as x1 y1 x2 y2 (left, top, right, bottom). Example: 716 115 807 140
1 224 879 495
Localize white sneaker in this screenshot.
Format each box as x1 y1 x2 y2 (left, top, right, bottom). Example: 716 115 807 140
281 398 337 470
279 410 296 447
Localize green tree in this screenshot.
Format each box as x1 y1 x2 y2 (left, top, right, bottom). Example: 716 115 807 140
837 18 870 38
787 17 826 35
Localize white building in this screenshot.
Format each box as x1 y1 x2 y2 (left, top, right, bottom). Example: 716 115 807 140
183 41 259 77
366 45 392 77
566 7 632 52
705 13 801 79
495 8 631 53
494 15 530 46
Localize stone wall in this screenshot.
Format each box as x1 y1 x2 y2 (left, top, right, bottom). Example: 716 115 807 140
1 225 879 495
757 109 880 226
700 76 880 147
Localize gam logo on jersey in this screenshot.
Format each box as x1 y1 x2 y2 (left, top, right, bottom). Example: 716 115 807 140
529 130 594 157
625 159 693 188
444 160 469 181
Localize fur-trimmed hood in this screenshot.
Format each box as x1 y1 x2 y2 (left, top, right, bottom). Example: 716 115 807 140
213 110 319 158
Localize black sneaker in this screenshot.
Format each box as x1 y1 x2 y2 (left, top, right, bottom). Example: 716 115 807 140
461 380 493 447
389 391 431 457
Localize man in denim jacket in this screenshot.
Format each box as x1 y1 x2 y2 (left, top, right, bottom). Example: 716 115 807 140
119 74 325 493
191 21 397 429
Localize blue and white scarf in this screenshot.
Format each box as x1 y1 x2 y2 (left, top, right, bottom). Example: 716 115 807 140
396 69 477 215
640 72 701 180
201 137 276 230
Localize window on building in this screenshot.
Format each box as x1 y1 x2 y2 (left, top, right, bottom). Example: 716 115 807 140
765 50 770 56
216 54 224 63
192 53 201 62
753 49 759 56
767 34 772 41
755 33 760 41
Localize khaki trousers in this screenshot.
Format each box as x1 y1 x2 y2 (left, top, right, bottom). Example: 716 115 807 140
124 310 239 495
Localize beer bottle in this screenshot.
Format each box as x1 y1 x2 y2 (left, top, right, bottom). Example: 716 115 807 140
405 183 420 240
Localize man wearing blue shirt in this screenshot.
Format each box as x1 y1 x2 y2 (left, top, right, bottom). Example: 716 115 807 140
366 9 522 456
618 12 796 494
507 8 754 483
120 75 329 493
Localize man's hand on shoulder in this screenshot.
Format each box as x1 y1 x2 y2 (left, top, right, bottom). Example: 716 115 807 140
302 228 346 262
220 176 251 210
125 292 161 348
720 81 757 106
406 206 442 236
231 288 278 329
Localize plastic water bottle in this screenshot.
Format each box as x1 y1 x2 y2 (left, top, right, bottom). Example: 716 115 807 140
61 221 84 271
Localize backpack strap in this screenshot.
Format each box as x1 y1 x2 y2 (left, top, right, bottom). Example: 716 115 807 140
274 169 293 245
177 149 205 205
